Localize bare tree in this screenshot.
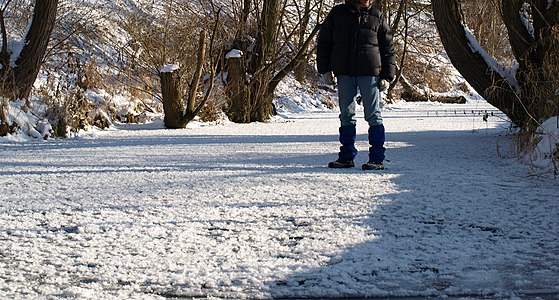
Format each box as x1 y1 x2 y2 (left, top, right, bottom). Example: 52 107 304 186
224 0 322 123
0 0 59 135
293 0 313 83
432 0 559 130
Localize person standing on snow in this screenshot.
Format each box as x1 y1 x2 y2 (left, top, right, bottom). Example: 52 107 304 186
317 0 395 170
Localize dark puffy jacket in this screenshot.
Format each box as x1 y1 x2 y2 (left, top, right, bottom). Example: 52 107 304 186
317 3 396 81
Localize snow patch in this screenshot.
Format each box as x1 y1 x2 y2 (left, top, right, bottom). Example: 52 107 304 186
225 49 243 59
531 116 559 170
160 64 180 73
520 3 535 38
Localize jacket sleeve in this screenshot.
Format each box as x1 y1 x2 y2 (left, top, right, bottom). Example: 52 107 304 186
378 15 396 82
316 12 334 75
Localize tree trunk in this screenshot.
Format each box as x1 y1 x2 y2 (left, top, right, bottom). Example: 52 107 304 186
433 0 559 130
249 0 281 122
0 99 9 136
159 30 212 129
432 0 531 128
187 31 206 114
225 56 251 123
224 0 281 123
501 0 534 69
159 70 187 129
1 0 59 100
251 77 273 121
294 0 312 83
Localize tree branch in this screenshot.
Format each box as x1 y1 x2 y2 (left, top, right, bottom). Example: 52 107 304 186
185 10 221 122
267 23 320 94
186 29 206 114
500 0 535 68
0 8 8 70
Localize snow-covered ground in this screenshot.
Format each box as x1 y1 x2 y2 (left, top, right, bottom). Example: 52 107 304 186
1 101 558 299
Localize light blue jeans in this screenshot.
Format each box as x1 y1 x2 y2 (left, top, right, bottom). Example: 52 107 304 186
337 75 383 127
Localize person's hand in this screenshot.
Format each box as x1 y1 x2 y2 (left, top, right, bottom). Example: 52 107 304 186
321 72 335 86
379 79 390 92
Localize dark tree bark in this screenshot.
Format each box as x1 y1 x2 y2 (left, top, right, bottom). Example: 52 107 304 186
1 0 59 100
224 0 280 123
160 69 187 129
225 56 251 123
250 0 281 122
501 0 534 69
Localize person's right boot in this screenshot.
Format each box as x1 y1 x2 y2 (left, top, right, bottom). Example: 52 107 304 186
328 125 357 168
328 159 355 168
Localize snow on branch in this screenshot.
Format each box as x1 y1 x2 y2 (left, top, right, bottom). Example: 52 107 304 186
520 3 535 38
464 28 520 92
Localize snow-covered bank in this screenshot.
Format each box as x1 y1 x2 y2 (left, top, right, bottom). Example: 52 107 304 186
1 102 558 299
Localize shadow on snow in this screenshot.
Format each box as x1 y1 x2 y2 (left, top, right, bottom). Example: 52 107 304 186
1 122 558 299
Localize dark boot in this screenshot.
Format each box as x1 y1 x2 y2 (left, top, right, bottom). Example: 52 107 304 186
328 125 357 168
365 124 385 167
328 159 355 168
362 161 384 170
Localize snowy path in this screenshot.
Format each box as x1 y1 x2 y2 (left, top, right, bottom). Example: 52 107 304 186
1 102 558 299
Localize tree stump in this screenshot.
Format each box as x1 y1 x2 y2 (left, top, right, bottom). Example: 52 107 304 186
225 53 251 123
159 68 186 129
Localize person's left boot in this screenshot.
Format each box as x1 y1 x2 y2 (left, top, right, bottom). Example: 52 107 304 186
365 124 386 170
362 161 384 170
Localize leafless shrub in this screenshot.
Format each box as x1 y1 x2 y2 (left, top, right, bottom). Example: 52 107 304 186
0 0 33 38
37 0 159 128
525 25 559 126
197 100 222 123
386 3 465 100
41 54 115 137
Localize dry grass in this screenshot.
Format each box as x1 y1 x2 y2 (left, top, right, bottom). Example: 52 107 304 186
198 99 222 123
402 54 454 94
